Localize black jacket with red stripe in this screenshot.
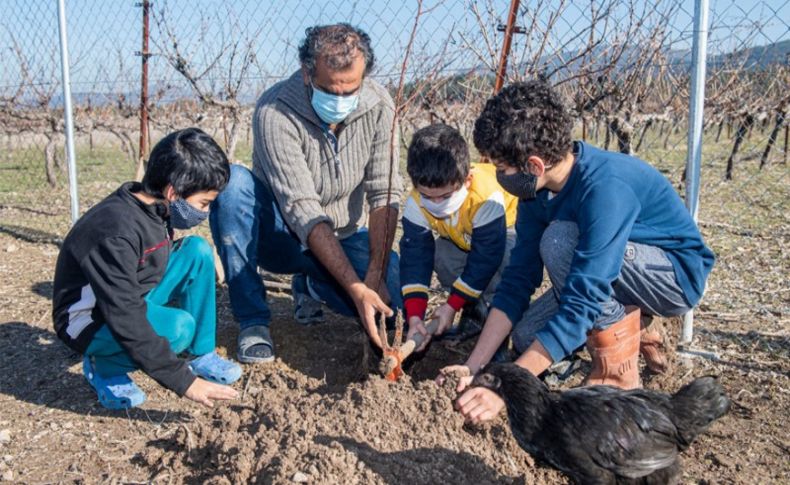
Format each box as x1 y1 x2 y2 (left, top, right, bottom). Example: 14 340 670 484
52 182 196 396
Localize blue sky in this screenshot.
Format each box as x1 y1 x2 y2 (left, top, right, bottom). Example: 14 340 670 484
2 0 788 99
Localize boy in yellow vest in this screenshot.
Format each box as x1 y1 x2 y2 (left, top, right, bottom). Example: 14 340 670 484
401 124 518 348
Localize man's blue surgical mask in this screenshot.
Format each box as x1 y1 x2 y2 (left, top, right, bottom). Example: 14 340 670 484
310 82 360 124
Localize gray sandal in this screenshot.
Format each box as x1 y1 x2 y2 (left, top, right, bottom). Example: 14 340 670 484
237 325 275 364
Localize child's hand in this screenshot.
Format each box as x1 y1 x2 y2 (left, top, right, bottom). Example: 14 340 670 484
455 385 505 424
436 364 472 390
184 377 239 407
406 316 431 352
433 303 458 335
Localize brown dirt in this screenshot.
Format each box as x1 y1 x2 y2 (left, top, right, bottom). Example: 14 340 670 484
0 230 788 484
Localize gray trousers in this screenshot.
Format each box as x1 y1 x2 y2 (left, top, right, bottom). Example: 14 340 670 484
511 221 692 353
434 229 517 306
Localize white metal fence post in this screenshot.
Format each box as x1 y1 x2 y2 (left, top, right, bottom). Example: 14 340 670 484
682 0 710 345
57 0 80 224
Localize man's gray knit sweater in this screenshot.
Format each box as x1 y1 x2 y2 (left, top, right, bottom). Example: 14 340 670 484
252 71 403 244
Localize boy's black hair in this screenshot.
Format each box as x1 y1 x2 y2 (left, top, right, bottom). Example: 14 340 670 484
473 79 573 170
142 128 230 199
407 124 470 188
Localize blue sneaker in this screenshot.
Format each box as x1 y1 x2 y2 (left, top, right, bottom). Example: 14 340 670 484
291 274 324 325
189 351 242 385
82 355 146 410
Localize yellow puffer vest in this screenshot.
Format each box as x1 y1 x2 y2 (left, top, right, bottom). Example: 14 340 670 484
409 163 518 251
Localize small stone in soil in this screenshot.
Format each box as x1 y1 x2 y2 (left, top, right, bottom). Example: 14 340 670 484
292 471 309 483
0 430 9 444
2 470 12 481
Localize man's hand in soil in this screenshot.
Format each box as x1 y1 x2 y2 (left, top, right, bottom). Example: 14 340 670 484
406 316 431 352
433 303 458 336
306 223 392 349
455 385 505 424
349 281 392 349
185 377 239 408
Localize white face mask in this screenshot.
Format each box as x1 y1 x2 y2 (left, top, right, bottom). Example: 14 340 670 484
420 185 468 219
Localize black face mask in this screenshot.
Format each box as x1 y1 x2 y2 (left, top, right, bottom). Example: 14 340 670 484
496 169 538 200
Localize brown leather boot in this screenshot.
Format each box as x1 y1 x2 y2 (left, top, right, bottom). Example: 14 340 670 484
584 306 641 389
640 314 668 374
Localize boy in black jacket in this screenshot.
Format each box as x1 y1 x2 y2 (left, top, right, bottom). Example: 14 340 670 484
53 128 240 409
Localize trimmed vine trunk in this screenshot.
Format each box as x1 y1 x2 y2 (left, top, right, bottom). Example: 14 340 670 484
592 119 600 144
725 114 755 180
634 118 653 153
715 120 724 142
225 109 241 162
662 120 677 150
608 116 634 154
760 110 786 169
581 117 587 141
44 135 58 187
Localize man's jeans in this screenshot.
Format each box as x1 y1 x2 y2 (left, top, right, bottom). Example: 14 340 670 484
209 164 401 330
433 229 517 305
511 221 691 353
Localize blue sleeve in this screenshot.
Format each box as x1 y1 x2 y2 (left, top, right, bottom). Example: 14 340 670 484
450 216 506 304
491 201 545 325
536 180 641 362
399 217 435 317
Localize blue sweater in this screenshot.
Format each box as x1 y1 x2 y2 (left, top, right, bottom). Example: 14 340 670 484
492 142 715 362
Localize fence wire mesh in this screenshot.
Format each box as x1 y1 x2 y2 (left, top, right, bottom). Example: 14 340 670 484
0 0 787 353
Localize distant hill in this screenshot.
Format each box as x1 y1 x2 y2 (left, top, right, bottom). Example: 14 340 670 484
509 39 789 77
707 39 790 69
40 39 790 109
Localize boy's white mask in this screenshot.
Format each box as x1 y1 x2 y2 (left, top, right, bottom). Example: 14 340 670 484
420 185 468 219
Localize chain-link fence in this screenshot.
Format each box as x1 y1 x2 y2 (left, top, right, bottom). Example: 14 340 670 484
1 1 788 347
688 1 789 355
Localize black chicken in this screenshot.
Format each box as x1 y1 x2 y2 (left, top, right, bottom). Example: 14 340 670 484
471 362 730 485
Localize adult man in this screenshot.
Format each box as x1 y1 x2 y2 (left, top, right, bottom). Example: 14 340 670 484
444 80 715 423
210 24 402 364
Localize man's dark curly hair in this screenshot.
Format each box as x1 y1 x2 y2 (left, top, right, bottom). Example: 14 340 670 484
299 24 375 77
473 80 573 170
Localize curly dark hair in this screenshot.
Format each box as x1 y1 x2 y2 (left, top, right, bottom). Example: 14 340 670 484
298 24 375 77
473 80 573 170
407 124 470 188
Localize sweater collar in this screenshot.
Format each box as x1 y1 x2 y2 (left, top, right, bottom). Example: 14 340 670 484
276 70 382 128
117 182 169 223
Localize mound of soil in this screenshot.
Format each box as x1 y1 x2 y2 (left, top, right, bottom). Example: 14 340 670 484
135 311 744 485
139 357 563 484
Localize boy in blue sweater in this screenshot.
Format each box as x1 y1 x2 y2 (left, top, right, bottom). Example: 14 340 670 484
400 124 518 348
447 81 715 424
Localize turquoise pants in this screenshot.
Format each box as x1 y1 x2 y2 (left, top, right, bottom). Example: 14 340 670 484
85 236 217 378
